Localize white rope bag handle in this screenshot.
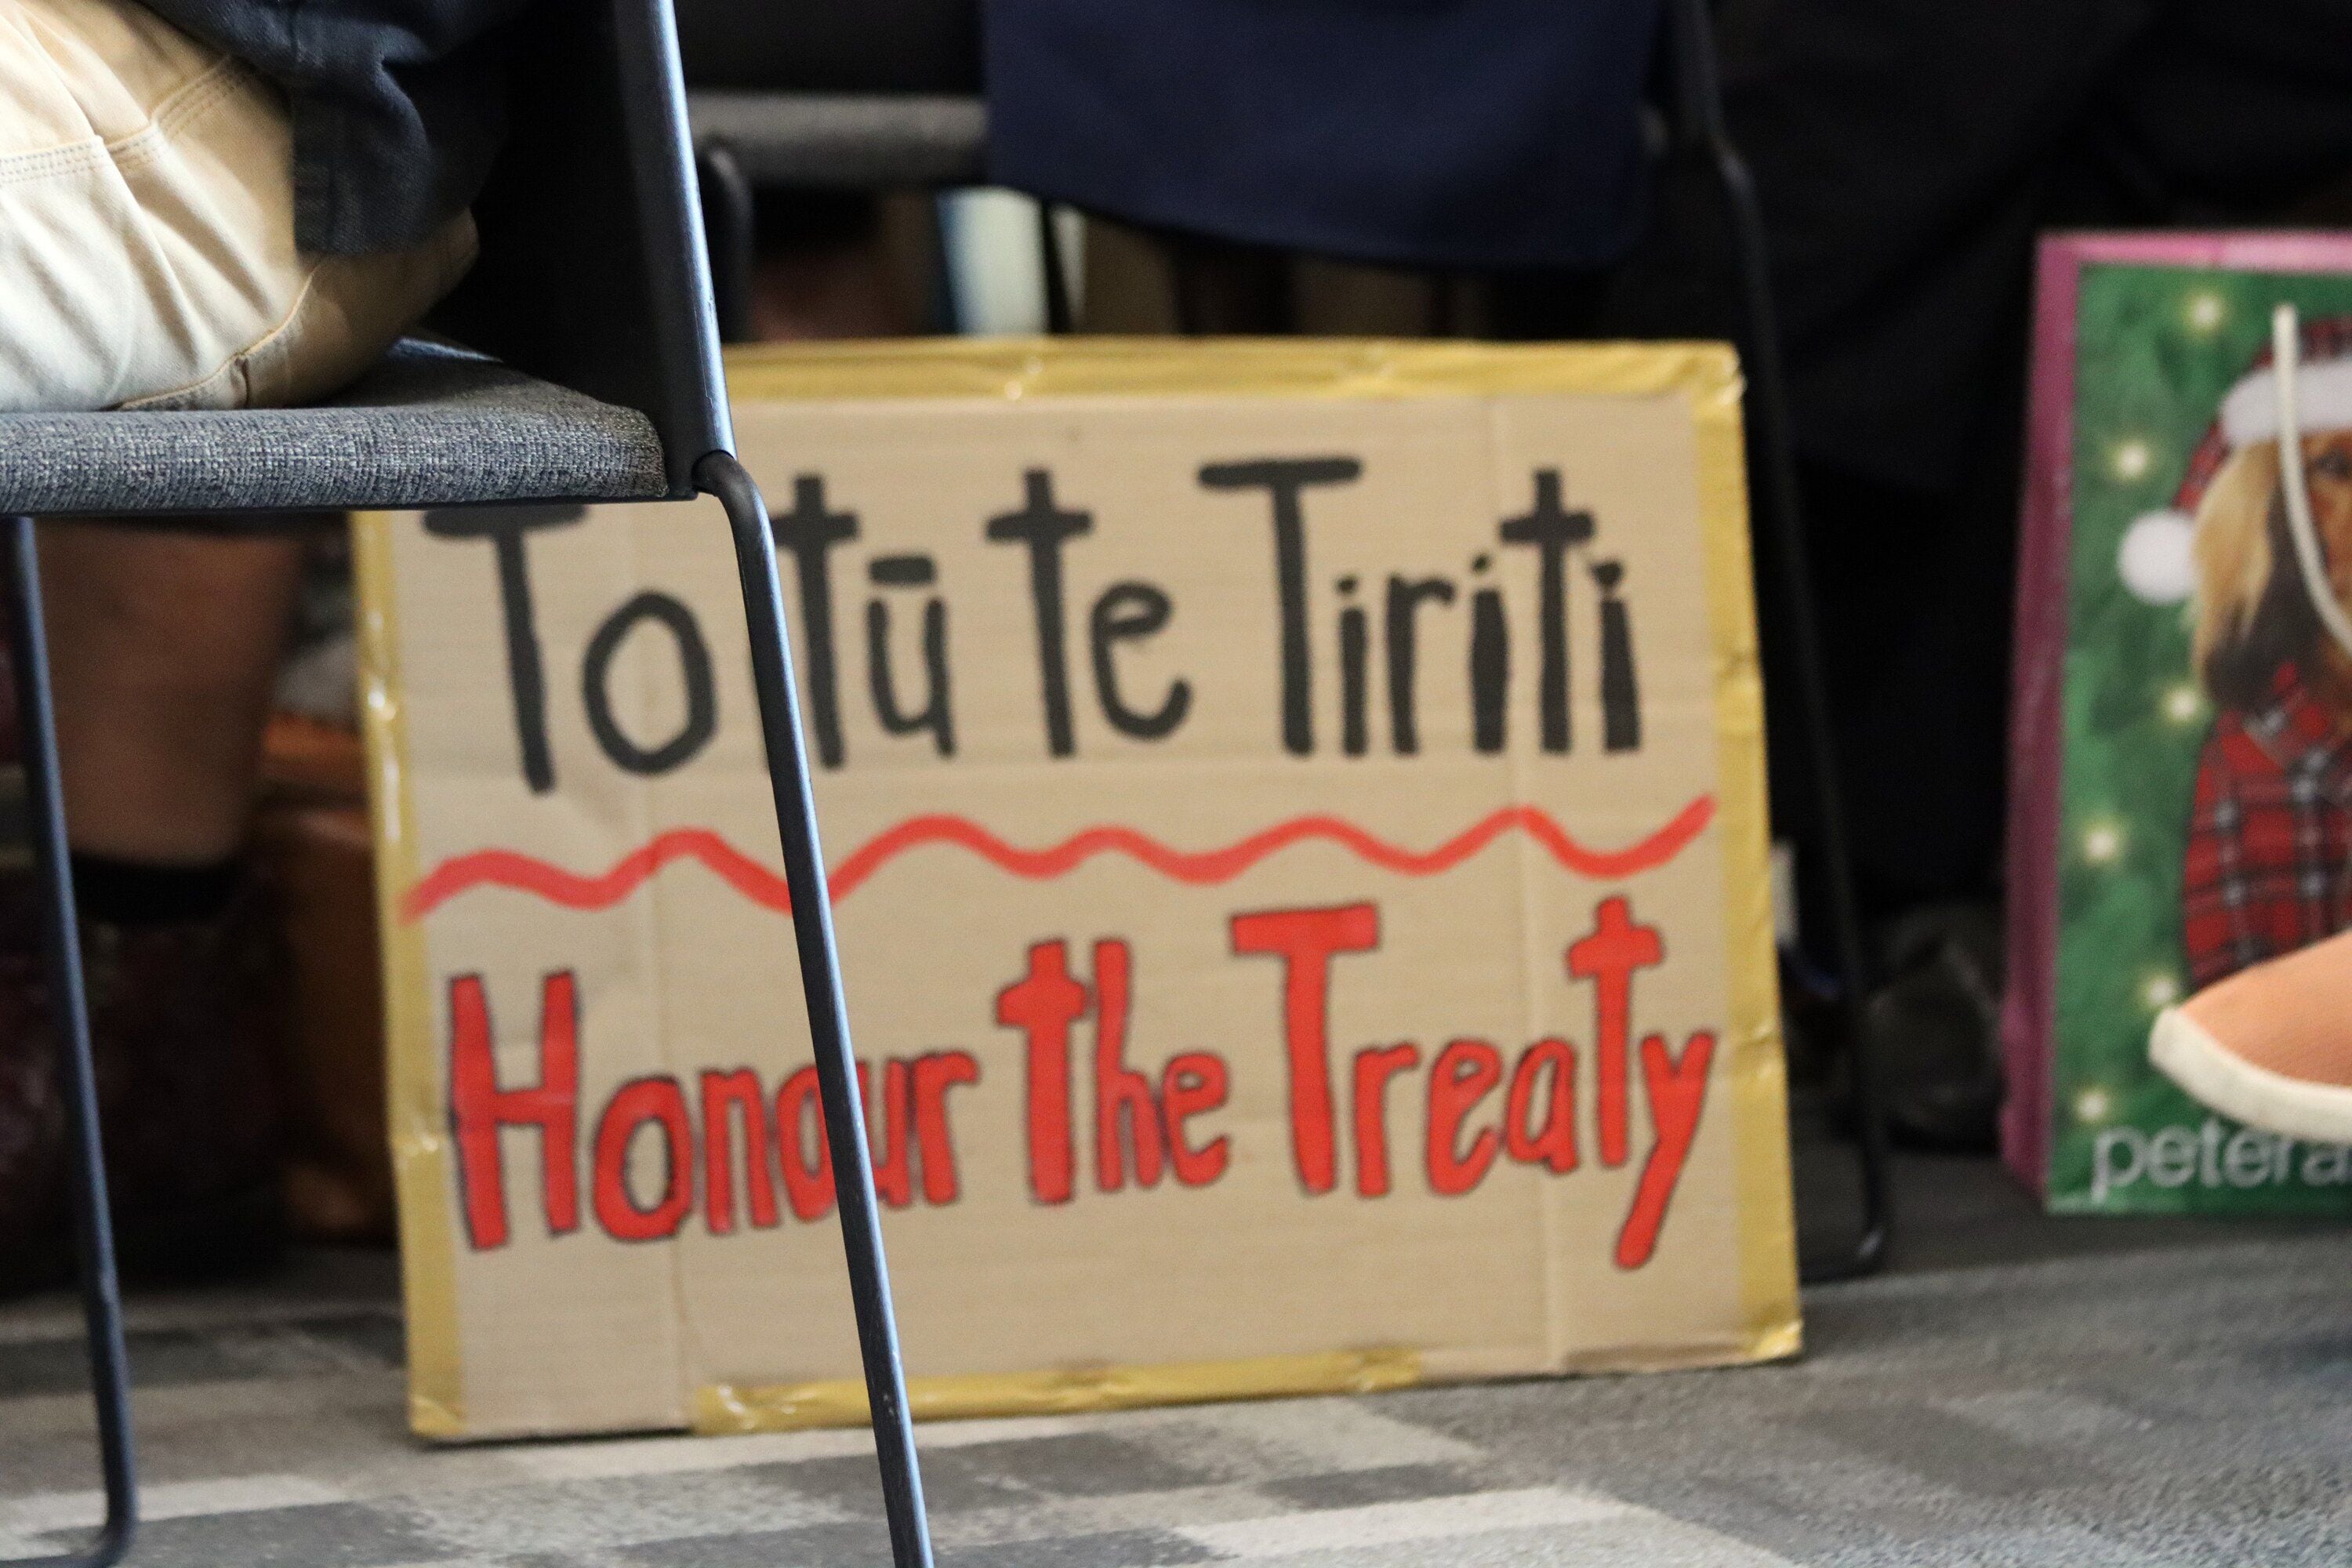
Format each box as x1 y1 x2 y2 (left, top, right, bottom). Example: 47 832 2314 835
2273 301 2352 661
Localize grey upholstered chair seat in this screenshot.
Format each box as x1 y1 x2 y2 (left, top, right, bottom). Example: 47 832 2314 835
687 91 986 187
0 339 670 517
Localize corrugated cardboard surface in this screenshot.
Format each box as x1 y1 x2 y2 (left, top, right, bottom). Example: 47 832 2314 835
359 338 1798 1441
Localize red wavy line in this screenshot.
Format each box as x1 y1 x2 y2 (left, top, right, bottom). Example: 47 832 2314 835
398 796 1715 923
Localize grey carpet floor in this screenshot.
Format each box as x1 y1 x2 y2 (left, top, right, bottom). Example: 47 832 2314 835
2 1159 2348 1566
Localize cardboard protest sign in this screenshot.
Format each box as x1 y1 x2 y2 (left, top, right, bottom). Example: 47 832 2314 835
360 339 1799 1441
2004 236 2352 1212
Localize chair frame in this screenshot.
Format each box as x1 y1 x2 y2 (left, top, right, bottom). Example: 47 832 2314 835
688 96 1074 343
14 0 940 1563
3 524 136 1568
1661 0 1889 1279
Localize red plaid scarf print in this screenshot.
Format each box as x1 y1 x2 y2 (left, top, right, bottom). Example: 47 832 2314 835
2182 664 2352 989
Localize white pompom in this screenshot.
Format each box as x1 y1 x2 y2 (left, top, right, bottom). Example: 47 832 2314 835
2118 510 2197 604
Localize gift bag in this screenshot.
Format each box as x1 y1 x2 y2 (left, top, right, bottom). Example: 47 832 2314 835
2004 234 2352 1211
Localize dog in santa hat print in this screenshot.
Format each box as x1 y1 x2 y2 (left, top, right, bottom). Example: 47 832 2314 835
2152 303 2352 1144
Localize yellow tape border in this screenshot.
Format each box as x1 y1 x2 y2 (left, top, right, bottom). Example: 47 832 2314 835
1682 352 1805 1355
354 510 469 1438
695 1348 1422 1435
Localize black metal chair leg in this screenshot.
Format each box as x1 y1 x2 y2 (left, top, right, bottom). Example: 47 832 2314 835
1736 228 1893 1281
4 516 137 1568
695 456 936 1568
695 141 757 347
1663 0 1891 1280
1037 201 1075 334
929 197 964 336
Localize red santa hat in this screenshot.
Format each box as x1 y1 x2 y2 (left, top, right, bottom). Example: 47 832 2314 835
2118 311 2352 606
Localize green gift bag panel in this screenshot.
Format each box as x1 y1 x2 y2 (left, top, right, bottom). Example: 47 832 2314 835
2009 234 2352 1214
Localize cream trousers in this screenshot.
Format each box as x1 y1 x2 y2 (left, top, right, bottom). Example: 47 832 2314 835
0 0 474 413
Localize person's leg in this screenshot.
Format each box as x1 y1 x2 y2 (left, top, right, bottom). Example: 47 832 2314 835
748 191 916 342
0 521 303 1294
3 0 474 416
1704 0 2161 920
39 521 302 870
0 0 474 1290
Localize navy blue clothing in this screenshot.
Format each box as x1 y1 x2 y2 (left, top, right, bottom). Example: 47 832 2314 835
673 0 978 93
142 0 526 256
983 0 1667 271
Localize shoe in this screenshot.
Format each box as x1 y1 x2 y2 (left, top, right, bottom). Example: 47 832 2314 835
0 869 286 1295
2150 927 2352 1143
1859 902 2007 1152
